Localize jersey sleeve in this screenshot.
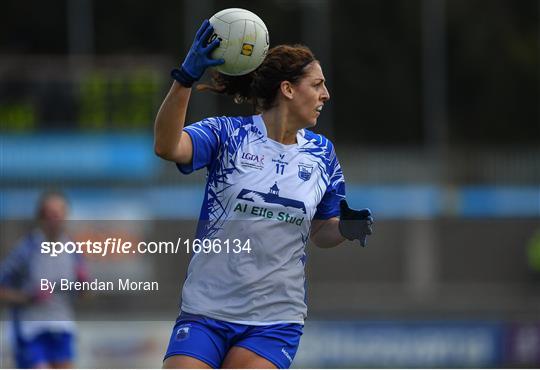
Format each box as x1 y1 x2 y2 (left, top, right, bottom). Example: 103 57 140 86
314 144 346 220
176 117 225 174
0 238 31 288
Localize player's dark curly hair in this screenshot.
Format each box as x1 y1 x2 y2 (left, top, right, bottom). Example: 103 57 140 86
197 44 317 112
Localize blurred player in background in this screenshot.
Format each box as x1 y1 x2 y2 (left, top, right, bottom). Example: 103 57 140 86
155 20 373 369
0 190 88 368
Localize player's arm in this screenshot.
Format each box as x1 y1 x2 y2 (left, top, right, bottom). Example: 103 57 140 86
310 217 346 248
0 287 32 305
154 19 223 164
0 242 34 306
154 84 193 163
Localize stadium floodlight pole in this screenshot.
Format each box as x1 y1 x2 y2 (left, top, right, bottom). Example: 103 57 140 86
67 0 95 57
182 0 217 119
422 0 448 164
299 0 334 140
402 0 449 301
66 0 95 81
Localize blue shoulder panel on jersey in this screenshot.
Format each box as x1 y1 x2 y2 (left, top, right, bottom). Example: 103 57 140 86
177 117 223 174
176 116 252 175
302 130 346 220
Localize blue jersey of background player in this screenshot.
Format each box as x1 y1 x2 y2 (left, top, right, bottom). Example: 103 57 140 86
155 20 374 369
0 191 88 368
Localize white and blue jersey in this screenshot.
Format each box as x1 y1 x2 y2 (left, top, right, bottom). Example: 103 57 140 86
0 230 85 340
178 115 345 324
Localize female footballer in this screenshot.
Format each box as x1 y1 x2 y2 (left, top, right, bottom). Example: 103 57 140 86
155 19 373 369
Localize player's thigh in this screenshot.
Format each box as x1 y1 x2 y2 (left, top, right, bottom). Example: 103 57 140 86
229 323 303 368
49 360 73 369
164 315 226 368
222 346 277 369
163 354 212 369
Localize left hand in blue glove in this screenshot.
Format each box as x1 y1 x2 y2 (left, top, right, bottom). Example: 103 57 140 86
338 199 373 247
171 19 225 87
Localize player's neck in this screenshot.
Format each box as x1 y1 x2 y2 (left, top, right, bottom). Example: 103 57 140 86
261 108 299 145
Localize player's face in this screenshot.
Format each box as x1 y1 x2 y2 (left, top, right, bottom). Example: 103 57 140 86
40 196 67 238
291 62 330 127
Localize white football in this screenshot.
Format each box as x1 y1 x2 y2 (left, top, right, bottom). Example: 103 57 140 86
209 8 269 76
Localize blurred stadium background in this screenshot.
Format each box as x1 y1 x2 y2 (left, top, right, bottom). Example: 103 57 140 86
1 0 539 368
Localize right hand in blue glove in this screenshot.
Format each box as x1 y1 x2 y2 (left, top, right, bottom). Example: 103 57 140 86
171 19 225 87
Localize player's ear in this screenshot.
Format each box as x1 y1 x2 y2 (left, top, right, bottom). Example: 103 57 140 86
280 80 294 100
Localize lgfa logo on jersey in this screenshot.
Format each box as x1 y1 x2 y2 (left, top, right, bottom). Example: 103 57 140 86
298 163 314 181
240 151 265 170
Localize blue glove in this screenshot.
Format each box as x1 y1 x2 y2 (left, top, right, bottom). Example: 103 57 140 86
171 19 225 87
338 199 373 247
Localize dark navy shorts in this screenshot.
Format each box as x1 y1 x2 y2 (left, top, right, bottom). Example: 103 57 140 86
15 331 74 368
164 312 303 369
